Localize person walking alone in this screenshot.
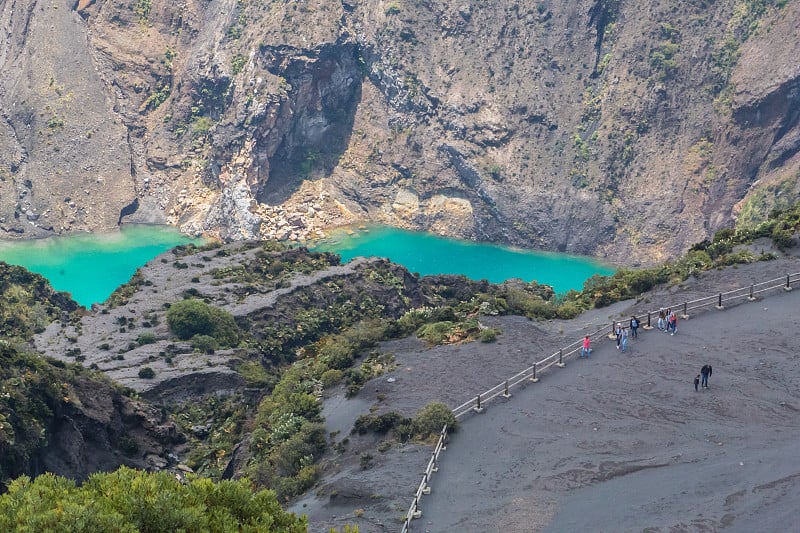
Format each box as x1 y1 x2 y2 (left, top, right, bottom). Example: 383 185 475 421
700 364 712 388
630 316 639 338
581 335 591 358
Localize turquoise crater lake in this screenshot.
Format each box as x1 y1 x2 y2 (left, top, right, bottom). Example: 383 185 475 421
0 225 201 308
311 226 615 293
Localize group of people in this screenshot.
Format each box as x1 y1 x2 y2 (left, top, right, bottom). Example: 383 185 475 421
580 314 716 395
694 364 713 391
613 316 640 353
657 308 678 335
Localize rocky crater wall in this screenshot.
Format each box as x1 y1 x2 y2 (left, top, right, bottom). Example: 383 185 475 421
1 0 799 266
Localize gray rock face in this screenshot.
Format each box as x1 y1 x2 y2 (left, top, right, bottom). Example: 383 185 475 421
2 0 800 265
31 374 184 484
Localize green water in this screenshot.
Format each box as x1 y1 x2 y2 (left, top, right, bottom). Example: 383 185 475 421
312 226 615 293
0 225 201 307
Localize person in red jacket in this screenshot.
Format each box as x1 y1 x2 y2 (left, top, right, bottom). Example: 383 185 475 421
581 335 591 358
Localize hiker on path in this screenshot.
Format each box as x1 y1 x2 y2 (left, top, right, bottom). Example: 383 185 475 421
658 309 666 331
581 335 591 358
621 328 629 352
630 316 639 338
668 312 678 335
694 374 700 392
615 323 623 349
700 364 712 388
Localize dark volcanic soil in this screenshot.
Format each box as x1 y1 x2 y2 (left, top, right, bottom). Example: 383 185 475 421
293 256 800 532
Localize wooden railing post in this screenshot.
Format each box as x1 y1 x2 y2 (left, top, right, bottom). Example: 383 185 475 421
557 348 565 368
422 472 431 495
473 394 484 413
530 363 539 383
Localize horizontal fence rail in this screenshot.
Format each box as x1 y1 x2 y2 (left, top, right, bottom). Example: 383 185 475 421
401 271 800 531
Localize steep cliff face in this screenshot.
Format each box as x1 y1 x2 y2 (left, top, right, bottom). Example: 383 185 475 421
1 0 798 265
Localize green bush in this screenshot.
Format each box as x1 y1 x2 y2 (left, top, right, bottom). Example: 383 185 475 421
237 360 273 387
320 369 344 388
191 334 219 354
393 308 431 336
479 328 500 343
136 332 157 345
771 226 795 250
416 321 455 344
0 467 307 532
429 306 457 322
166 299 239 347
352 412 405 435
138 367 155 379
318 342 354 370
412 402 457 439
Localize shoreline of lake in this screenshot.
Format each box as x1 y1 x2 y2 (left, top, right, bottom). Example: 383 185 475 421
0 222 615 307
310 224 615 293
0 224 203 307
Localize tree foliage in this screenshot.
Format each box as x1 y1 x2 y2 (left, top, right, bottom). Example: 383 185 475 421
0 262 77 341
166 299 240 347
0 467 307 533
412 402 457 439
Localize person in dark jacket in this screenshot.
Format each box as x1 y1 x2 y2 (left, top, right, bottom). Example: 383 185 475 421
630 316 639 338
700 364 712 388
694 374 700 392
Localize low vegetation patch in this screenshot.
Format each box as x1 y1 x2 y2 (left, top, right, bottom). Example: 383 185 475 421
0 467 307 532
166 299 240 348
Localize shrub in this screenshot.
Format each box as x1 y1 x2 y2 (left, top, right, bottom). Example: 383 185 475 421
320 369 344 388
395 419 415 442
318 342 354 370
118 436 139 456
479 328 500 343
429 306 457 322
191 334 218 354
237 360 273 387
416 321 455 344
166 299 239 347
0 468 308 531
360 453 374 470
412 402 457 439
352 412 405 435
393 308 431 336
138 367 155 379
771 226 795 250
136 333 157 345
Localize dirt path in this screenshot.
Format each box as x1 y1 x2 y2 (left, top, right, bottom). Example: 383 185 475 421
418 286 800 532
295 257 800 532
